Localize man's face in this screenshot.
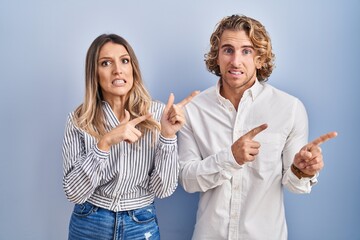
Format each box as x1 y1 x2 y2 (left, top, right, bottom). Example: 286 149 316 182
217 30 261 93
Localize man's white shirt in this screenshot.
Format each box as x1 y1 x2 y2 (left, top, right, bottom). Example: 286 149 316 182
179 80 317 240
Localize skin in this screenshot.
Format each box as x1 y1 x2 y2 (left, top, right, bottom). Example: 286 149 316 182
98 42 134 119
217 30 262 110
218 30 337 175
294 132 337 176
96 42 199 151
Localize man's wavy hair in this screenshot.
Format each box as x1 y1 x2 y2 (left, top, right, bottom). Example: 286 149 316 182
205 14 275 81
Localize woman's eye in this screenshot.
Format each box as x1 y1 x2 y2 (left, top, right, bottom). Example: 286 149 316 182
101 60 111 67
122 58 130 64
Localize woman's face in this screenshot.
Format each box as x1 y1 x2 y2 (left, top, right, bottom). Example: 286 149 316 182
97 42 134 103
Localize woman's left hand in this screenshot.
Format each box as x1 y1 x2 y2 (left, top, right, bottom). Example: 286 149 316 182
160 91 199 138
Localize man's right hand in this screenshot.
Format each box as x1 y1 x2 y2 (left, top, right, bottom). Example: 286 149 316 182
231 124 268 165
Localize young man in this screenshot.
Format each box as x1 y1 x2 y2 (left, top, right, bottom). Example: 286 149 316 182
178 15 337 240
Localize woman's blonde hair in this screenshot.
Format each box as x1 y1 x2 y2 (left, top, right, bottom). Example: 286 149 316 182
73 34 159 139
205 14 275 81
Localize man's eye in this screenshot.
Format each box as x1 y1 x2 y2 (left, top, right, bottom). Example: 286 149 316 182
224 48 234 54
243 49 252 55
101 60 111 66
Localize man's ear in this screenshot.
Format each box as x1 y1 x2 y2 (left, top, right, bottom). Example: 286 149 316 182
255 56 263 69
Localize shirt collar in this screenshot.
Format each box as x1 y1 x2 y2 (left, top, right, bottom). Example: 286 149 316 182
101 101 120 128
215 79 263 106
215 80 230 108
249 79 263 100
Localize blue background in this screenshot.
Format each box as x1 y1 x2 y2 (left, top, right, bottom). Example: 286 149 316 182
1 0 359 239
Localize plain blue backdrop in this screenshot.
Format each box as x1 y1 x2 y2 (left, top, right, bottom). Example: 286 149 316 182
0 0 359 239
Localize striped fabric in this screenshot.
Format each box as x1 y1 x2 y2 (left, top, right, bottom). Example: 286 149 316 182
62 101 179 211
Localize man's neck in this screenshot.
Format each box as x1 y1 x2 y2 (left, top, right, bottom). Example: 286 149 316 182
220 82 252 110
220 86 242 110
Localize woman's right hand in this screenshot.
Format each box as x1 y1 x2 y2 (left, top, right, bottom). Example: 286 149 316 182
97 110 152 151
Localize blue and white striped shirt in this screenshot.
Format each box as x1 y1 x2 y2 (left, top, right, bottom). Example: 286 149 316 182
62 101 178 211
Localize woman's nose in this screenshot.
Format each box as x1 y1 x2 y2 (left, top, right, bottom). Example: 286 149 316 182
112 61 123 75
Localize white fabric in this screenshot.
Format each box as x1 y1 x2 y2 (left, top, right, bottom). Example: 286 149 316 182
179 80 317 240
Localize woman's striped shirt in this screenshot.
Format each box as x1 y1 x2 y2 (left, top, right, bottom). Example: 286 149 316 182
62 101 179 211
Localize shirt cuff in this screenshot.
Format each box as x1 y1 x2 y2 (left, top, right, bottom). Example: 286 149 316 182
81 145 110 177
216 147 243 177
289 169 319 187
159 134 177 144
94 144 110 159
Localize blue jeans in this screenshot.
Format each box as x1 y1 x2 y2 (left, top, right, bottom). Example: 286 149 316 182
68 202 160 240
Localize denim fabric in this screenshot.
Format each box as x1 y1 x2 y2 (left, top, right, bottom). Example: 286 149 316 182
68 202 160 240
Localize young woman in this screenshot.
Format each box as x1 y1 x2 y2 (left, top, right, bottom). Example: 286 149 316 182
62 33 196 239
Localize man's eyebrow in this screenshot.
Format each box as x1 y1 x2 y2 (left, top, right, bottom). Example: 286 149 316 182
220 43 234 49
241 45 254 49
220 44 254 49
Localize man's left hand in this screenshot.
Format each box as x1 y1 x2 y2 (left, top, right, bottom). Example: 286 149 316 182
293 131 338 176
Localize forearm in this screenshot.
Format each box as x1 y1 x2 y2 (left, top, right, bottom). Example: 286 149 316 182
63 144 109 203
150 135 179 198
281 98 314 193
180 147 242 193
282 166 317 194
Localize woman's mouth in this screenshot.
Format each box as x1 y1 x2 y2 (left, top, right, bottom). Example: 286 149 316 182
112 79 126 86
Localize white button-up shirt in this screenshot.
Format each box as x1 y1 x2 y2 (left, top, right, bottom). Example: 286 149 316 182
179 80 317 240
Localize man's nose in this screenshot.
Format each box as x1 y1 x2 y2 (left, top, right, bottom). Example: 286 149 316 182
231 52 242 67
